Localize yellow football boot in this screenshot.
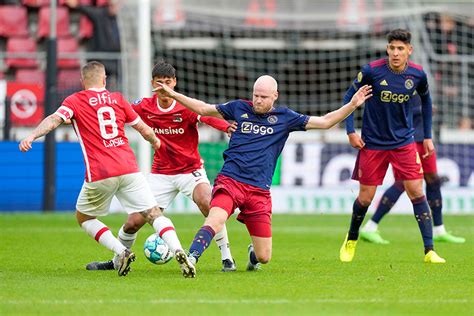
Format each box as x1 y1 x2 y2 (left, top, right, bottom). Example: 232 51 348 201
340 234 358 262
424 250 446 264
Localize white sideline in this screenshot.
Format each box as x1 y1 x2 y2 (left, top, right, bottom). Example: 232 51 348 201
3 298 469 305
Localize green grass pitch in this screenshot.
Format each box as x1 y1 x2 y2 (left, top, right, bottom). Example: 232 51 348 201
0 213 472 315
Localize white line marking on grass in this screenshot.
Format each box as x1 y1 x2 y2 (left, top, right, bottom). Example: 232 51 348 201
3 298 470 305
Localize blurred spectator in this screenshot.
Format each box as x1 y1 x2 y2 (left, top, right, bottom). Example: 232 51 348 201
458 117 472 130
64 0 121 90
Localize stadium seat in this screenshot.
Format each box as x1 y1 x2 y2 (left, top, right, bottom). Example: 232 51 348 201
57 37 80 68
22 0 49 6
6 37 39 69
37 6 71 39
0 5 29 38
78 15 93 39
15 68 45 84
95 0 108 6
57 69 81 89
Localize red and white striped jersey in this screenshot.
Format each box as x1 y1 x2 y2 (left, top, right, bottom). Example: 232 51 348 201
133 95 229 175
56 88 140 182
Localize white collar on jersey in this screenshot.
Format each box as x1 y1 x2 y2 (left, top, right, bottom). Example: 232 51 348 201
156 99 176 112
87 87 107 92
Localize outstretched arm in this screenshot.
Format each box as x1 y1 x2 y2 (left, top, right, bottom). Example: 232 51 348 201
305 85 372 130
19 114 64 152
153 83 224 119
132 120 161 151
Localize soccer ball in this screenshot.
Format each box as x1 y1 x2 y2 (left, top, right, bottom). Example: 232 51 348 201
143 233 174 264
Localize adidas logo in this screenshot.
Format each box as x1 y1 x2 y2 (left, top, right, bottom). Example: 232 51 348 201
380 80 388 86
241 113 249 118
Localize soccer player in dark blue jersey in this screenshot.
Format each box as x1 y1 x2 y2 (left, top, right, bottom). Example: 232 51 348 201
360 94 465 244
341 29 446 263
154 75 372 277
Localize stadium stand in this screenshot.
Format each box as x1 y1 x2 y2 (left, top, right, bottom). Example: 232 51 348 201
37 6 72 38
0 5 29 37
5 36 38 68
15 68 45 84
57 37 80 68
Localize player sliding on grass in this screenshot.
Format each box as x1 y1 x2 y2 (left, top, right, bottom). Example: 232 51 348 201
86 61 238 274
340 29 446 263
154 74 372 277
19 61 195 277
359 95 465 245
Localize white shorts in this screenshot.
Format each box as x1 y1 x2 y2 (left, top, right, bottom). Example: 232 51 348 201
76 172 157 217
147 168 211 209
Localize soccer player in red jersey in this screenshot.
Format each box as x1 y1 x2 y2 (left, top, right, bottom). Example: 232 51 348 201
341 29 446 263
154 75 372 277
86 61 238 273
19 61 195 277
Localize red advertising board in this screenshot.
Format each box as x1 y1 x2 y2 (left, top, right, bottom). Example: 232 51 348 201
7 82 44 126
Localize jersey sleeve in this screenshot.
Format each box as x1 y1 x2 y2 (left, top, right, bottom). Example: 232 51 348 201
286 108 310 132
122 95 140 126
216 100 239 120
416 71 433 139
344 64 371 134
199 115 230 132
55 95 75 121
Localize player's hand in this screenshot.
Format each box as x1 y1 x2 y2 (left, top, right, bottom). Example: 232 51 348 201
351 85 372 108
151 138 161 151
226 121 237 137
152 83 174 98
19 135 35 152
348 132 365 149
422 139 434 158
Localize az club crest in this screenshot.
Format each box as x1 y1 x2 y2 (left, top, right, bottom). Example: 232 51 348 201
357 72 363 83
267 115 278 124
405 79 414 89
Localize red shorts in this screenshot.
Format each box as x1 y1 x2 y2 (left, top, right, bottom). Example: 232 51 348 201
352 142 424 185
416 142 437 174
210 174 272 238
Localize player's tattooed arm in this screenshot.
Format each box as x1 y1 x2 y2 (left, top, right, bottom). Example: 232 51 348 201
19 114 63 152
132 120 161 151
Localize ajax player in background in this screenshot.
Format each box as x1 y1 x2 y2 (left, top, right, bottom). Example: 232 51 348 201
154 74 372 277
19 61 195 277
86 61 238 274
359 94 465 245
341 29 446 263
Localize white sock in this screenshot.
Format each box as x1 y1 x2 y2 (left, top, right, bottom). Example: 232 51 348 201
81 219 125 255
118 225 137 249
152 216 182 253
433 224 447 236
362 219 378 233
214 224 232 261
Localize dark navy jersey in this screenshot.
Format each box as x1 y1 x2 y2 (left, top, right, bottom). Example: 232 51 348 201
344 58 433 150
216 100 309 190
411 93 424 142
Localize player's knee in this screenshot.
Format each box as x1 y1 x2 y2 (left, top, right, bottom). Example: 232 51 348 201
197 200 211 217
139 205 164 224
123 219 145 234
357 197 372 207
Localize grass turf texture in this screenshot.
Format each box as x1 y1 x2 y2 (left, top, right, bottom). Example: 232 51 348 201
0 213 472 315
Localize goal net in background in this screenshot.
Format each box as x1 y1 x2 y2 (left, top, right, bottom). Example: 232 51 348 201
121 0 473 214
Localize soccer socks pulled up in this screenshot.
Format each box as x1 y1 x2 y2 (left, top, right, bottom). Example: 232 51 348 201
81 219 126 255
189 225 216 263
426 179 443 226
214 224 233 261
412 196 434 252
371 181 405 224
152 216 182 253
348 199 369 240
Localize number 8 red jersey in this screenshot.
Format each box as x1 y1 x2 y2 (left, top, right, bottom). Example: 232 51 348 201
56 88 140 182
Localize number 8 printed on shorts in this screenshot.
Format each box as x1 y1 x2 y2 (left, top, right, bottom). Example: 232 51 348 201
97 107 118 139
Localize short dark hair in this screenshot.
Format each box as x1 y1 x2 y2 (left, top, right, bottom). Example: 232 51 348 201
152 61 176 79
386 29 411 44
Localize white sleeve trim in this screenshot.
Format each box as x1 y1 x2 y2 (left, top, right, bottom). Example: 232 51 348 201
58 105 73 117
126 116 141 126
197 115 202 123
55 112 68 121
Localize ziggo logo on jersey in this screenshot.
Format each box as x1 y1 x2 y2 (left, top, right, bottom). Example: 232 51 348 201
241 122 274 135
